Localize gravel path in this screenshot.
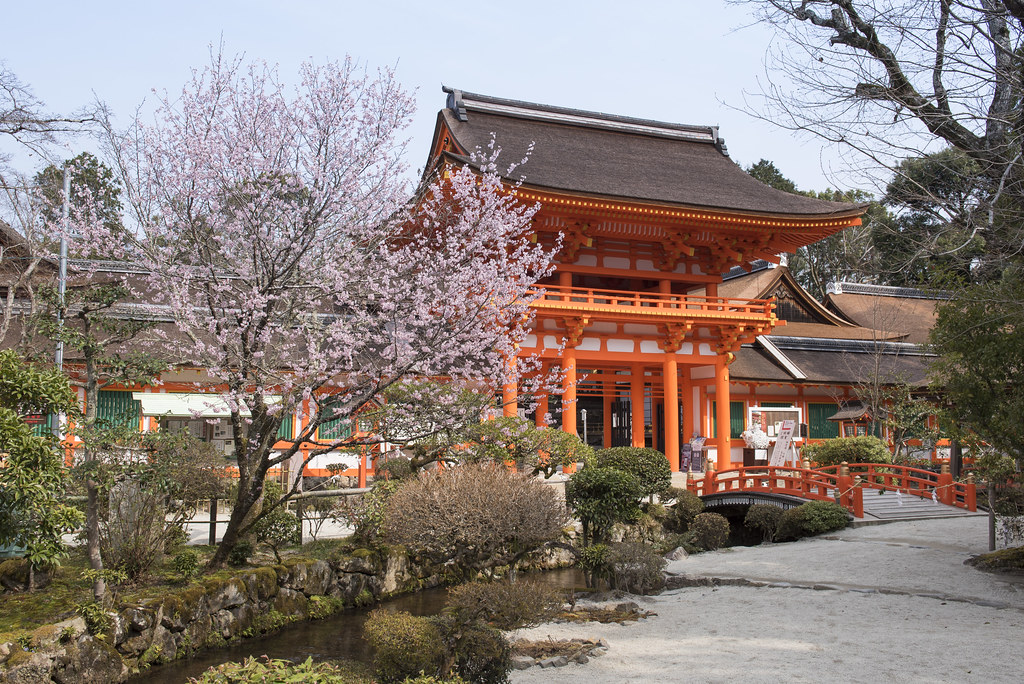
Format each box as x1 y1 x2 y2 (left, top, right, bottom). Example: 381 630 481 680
511 517 1024 683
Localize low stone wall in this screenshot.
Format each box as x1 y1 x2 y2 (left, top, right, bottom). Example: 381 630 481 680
0 550 435 684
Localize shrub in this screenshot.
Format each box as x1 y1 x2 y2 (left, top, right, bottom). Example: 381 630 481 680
689 512 730 551
172 549 201 581
452 623 510 684
77 601 112 636
190 655 359 682
376 456 414 481
364 609 445 683
800 501 850 535
776 507 807 542
605 541 666 594
163 524 189 553
337 478 401 543
744 504 784 543
91 434 224 583
252 508 301 563
383 464 568 580
402 676 468 684
227 540 254 567
663 490 704 533
595 447 672 498
659 486 687 506
565 466 644 546
444 580 561 630
801 436 892 467
776 501 850 540
577 543 610 586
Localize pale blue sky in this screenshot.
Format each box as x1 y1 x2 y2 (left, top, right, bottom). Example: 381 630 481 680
3 0 856 192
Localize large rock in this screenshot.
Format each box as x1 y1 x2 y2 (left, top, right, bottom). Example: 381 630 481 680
206 579 248 612
51 635 128 684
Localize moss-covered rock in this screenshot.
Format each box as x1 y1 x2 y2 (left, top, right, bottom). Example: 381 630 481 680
246 567 280 601
205 577 248 613
272 588 309 620
966 546 1024 573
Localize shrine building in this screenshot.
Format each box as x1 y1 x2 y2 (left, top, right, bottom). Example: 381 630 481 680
424 89 868 471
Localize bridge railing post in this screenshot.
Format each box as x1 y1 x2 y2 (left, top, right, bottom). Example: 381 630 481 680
706 466 717 494
937 463 954 505
965 472 977 512
837 461 853 511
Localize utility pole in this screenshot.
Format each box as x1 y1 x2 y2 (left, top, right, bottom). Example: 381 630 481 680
51 167 70 439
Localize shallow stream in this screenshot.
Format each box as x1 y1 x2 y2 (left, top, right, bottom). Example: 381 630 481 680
133 568 584 683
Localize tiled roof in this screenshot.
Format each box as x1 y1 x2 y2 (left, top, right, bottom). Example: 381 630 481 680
432 89 866 218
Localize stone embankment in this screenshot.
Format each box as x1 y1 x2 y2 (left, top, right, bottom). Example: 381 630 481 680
0 550 430 684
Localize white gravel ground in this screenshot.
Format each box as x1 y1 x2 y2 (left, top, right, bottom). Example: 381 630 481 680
511 517 1024 683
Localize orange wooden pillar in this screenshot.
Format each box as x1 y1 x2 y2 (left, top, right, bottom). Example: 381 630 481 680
502 354 518 417
502 381 517 417
630 363 645 447
664 356 680 471
534 393 549 427
681 369 693 441
562 349 578 474
715 358 732 470
562 349 577 437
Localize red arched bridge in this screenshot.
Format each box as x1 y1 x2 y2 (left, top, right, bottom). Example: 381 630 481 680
686 463 978 519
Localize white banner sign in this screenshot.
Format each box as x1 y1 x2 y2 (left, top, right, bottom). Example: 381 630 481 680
769 419 796 467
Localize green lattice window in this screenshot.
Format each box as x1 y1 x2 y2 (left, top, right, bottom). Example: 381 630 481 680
807 402 840 439
760 402 793 408
276 413 295 441
96 390 141 430
318 401 351 441
712 401 745 439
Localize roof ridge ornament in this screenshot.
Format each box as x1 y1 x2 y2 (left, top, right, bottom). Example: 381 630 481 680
443 85 468 121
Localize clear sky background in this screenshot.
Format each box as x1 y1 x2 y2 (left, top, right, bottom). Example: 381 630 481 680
3 0 859 193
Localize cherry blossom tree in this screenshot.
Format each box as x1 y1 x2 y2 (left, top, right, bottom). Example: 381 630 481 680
85 52 554 567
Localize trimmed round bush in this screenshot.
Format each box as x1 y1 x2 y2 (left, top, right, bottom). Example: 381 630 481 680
776 506 807 542
744 504 784 543
664 490 704 533
800 501 850 535
801 436 892 467
595 447 672 498
441 619 511 684
690 512 730 551
776 501 850 541
565 466 644 544
364 609 445 682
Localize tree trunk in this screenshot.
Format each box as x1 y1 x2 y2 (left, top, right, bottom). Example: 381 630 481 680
208 475 263 568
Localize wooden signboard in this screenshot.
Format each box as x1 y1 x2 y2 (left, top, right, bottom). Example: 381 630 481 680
769 419 796 467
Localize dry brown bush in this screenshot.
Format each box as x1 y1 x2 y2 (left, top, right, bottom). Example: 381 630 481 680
383 464 569 579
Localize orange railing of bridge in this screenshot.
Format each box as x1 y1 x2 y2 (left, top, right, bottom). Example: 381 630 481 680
688 463 977 518
687 465 864 517
530 285 775 319
814 463 977 512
